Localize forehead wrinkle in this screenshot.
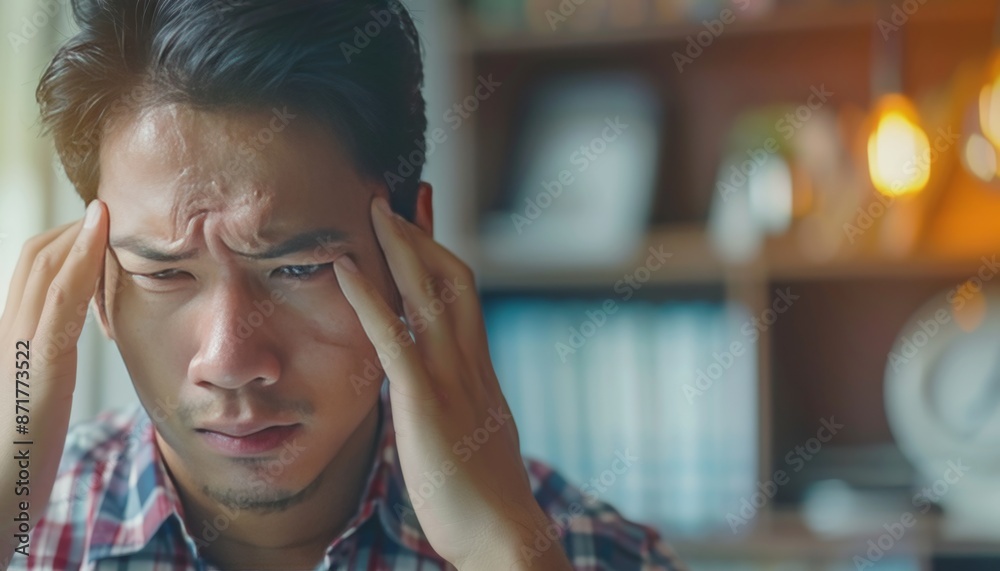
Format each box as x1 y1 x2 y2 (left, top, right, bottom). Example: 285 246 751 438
164 184 278 259
209 189 277 255
160 109 279 257
105 103 335 260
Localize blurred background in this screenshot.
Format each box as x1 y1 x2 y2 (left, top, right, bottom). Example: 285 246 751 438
3 0 1000 569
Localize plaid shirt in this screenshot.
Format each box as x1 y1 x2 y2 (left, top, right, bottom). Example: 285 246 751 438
10 383 686 570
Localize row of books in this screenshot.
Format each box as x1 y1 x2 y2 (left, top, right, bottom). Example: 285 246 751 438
483 298 760 536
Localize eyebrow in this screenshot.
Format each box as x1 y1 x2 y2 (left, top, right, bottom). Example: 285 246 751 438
109 228 350 262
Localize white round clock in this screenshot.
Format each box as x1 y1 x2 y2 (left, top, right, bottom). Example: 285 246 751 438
884 285 1000 538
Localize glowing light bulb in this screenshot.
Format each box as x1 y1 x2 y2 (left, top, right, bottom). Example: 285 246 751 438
963 132 999 182
957 52 1000 187
867 96 931 197
979 60 1000 149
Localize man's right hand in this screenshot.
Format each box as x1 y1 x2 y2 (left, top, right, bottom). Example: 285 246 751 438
0 199 107 567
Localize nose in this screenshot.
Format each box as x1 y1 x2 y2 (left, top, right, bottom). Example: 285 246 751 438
188 276 283 391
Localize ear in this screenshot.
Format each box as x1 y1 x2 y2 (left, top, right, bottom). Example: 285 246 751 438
412 181 434 237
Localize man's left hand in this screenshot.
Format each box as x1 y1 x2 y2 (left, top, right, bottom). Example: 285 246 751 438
332 195 572 571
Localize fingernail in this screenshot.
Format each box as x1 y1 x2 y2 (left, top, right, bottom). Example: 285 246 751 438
84 200 101 229
336 256 358 273
375 196 392 216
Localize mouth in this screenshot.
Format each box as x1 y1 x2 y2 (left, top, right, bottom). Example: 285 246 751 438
196 423 302 456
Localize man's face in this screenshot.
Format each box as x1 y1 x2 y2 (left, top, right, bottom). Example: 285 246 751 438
96 103 398 509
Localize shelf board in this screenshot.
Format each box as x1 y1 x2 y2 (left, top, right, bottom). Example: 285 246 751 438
464 0 995 55
667 508 1000 560
470 224 727 291
469 226 993 291
764 244 992 283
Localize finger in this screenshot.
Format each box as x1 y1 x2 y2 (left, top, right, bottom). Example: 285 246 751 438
402 222 485 349
332 255 438 403
0 221 77 332
390 213 499 391
19 201 106 354
32 201 107 389
370 197 460 368
11 220 87 339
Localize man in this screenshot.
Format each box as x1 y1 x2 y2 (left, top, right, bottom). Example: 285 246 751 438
1 1 686 569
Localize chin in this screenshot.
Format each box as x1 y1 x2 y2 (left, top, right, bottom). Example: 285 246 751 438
202 462 323 511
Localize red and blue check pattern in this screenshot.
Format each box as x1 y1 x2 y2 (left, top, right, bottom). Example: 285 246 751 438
11 384 686 570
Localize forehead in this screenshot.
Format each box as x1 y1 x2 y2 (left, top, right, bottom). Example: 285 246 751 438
97 103 371 249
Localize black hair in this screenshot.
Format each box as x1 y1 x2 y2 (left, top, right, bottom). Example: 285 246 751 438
36 0 427 220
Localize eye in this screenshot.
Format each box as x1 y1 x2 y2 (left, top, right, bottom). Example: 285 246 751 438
124 268 191 291
274 263 333 281
134 269 186 280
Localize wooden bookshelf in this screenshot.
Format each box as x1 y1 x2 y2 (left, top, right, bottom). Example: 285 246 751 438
453 0 1000 566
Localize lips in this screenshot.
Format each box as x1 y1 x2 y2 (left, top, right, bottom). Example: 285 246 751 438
196 422 302 456
196 421 297 438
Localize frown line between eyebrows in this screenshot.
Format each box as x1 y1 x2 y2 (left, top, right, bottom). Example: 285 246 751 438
109 228 352 263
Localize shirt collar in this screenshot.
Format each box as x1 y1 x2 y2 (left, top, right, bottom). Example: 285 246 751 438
87 379 434 564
